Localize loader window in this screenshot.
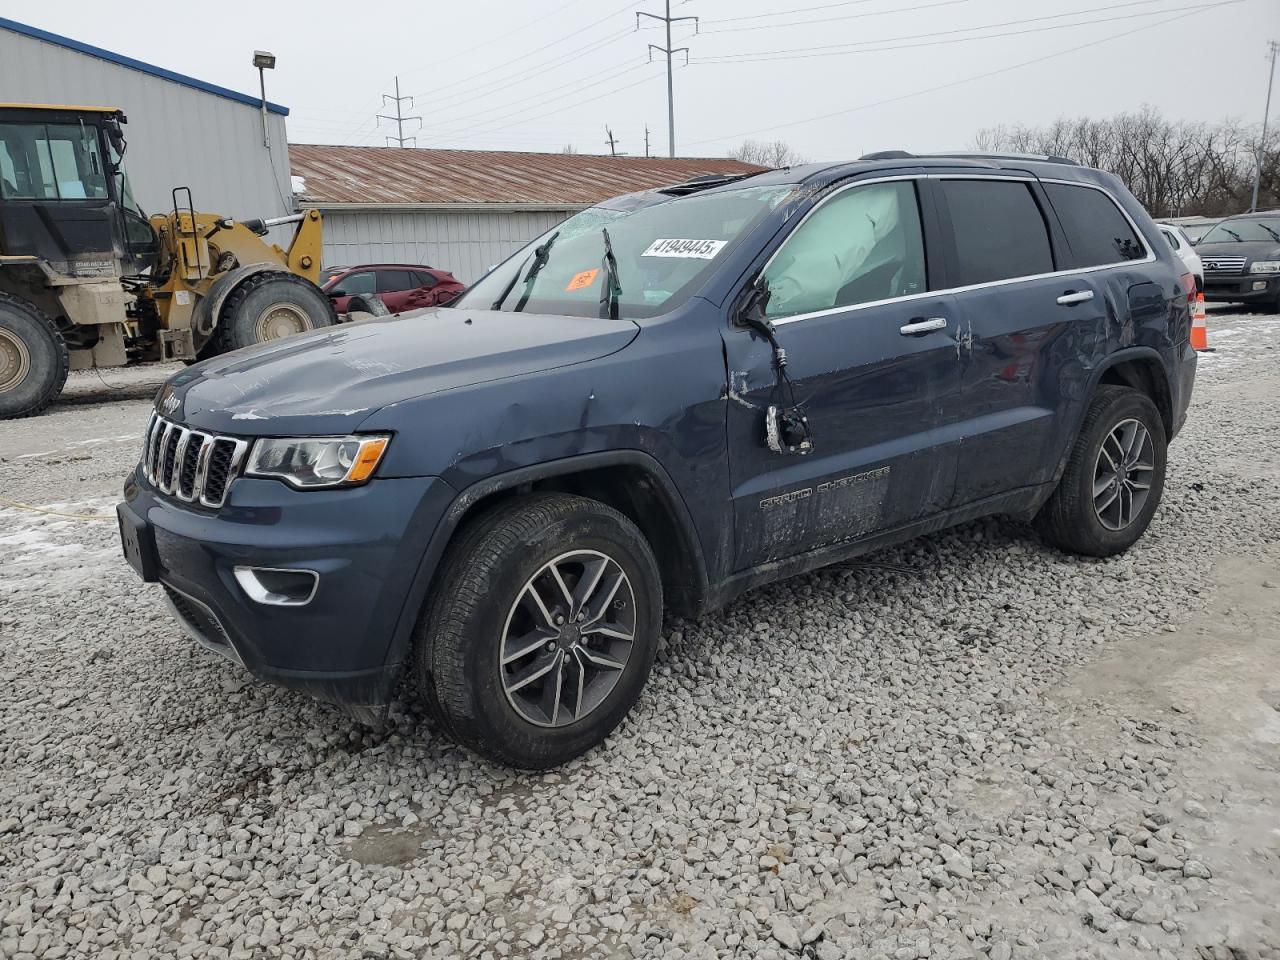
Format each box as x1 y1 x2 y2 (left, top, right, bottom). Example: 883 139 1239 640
0 122 109 201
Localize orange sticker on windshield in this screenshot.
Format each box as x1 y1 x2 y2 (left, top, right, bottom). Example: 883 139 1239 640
566 268 599 291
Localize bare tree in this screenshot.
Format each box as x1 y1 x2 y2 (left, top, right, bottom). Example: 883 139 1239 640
731 139 807 168
972 107 1278 217
560 144 579 155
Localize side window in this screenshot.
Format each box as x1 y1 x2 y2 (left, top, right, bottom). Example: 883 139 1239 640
376 270 414 293
763 180 926 320
1162 228 1181 251
939 179 1054 286
1045 182 1146 267
331 271 375 296
412 270 439 288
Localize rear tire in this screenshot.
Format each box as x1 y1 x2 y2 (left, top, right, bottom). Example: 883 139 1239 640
413 493 662 769
1035 385 1167 558
0 292 69 420
214 272 336 354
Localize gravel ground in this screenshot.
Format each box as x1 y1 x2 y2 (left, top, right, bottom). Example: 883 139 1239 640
2 308 1279 960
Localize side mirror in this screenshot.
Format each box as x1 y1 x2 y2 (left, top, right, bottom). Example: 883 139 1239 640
736 277 773 336
1190 238 1200 246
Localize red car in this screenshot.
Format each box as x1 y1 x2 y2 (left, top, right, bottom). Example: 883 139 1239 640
320 264 466 313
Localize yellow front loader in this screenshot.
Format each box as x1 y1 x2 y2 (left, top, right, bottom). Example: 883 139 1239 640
0 104 335 419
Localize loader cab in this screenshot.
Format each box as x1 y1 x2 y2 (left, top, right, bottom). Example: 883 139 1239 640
0 104 157 279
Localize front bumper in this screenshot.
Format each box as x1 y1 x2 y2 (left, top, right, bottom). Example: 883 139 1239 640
1203 274 1279 304
119 468 454 719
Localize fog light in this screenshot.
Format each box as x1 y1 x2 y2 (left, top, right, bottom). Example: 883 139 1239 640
1253 281 1269 291
233 566 319 606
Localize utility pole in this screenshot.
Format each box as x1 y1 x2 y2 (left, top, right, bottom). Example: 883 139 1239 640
605 125 621 157
1250 40 1279 212
644 124 651 158
637 1 697 158
378 76 422 148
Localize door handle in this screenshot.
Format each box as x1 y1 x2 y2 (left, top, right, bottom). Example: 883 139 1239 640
899 317 947 336
1056 290 1094 306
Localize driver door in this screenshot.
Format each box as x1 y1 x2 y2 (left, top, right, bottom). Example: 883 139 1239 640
723 177 964 570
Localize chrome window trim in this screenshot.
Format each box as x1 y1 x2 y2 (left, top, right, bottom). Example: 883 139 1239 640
760 172 1156 328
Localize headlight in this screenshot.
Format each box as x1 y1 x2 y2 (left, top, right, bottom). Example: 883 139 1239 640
246 435 390 489
1249 260 1280 274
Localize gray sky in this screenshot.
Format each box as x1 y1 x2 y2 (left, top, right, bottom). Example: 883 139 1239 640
18 0 1280 160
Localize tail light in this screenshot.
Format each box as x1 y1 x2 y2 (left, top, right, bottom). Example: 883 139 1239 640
1179 272 1196 306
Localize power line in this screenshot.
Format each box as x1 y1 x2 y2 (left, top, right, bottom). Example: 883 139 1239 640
638 0 699 157
448 64 667 142
377 77 422 148
691 0 1216 65
683 0 1241 149
407 0 639 101
699 0 975 35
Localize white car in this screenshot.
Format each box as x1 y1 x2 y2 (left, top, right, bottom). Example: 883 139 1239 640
1158 224 1204 291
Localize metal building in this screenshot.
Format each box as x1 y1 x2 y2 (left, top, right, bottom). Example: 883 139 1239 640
0 16 292 223
289 145 763 283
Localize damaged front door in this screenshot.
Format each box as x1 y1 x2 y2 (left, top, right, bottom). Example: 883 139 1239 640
723 177 963 570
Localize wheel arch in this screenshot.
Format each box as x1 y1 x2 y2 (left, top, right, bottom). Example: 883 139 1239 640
191 262 289 337
385 451 710 682
1047 346 1173 491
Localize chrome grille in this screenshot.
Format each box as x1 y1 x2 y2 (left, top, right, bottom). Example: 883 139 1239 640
1201 256 1247 277
141 414 249 508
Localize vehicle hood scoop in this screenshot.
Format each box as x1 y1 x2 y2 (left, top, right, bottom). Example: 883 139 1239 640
163 308 639 436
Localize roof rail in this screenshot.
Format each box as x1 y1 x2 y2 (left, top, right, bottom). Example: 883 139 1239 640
926 151 1079 165
859 150 1079 165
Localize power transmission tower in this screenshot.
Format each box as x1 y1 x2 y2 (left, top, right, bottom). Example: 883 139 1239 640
1250 40 1279 212
605 125 622 156
637 1 698 158
378 76 422 148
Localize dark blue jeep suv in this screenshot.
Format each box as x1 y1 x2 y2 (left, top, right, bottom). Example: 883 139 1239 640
118 153 1198 768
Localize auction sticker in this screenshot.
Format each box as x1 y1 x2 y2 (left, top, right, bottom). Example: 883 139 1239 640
565 268 599 291
641 238 728 259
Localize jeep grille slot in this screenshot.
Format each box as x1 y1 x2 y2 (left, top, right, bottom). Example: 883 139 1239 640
141 413 248 508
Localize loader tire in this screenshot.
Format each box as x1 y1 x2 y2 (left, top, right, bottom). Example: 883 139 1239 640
0 292 69 420
214 272 336 354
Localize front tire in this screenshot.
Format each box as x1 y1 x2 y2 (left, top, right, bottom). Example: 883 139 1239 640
414 493 662 769
1035 385 1167 558
215 272 336 353
0 292 69 420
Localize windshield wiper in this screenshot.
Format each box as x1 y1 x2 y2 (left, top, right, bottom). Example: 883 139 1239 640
1217 227 1244 242
598 227 622 320
490 252 532 311
1256 223 1280 244
513 231 559 313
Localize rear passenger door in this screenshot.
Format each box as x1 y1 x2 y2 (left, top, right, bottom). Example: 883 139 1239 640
932 176 1083 505
375 269 418 311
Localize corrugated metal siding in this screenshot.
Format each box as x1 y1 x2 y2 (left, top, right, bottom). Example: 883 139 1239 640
322 209 578 282
0 28 291 221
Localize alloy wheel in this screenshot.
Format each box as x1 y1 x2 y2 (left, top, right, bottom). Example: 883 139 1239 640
499 550 637 728
1092 417 1154 531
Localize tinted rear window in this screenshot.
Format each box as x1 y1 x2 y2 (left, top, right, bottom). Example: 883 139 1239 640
1046 183 1146 267
940 179 1054 286
375 269 415 293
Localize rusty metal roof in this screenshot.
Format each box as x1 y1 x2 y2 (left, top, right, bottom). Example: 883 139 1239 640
288 144 765 208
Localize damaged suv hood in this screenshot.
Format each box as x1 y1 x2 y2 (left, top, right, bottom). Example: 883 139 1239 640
163 307 640 436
